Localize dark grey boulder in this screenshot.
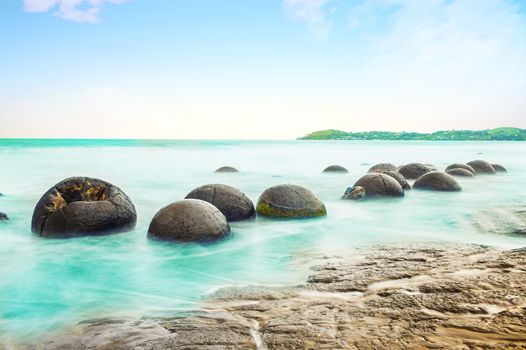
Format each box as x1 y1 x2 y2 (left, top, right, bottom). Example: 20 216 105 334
341 186 365 200
368 163 398 173
372 170 410 190
322 165 348 173
398 163 433 179
493 164 507 173
31 177 137 238
185 184 255 222
446 168 474 177
445 163 475 175
148 199 230 242
256 184 327 218
0 211 8 221
466 160 496 174
413 171 462 191
215 166 239 173
352 173 404 199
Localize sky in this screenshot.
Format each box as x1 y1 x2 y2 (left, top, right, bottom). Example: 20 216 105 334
0 0 525 139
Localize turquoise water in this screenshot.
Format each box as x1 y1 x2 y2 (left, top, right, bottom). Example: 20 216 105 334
0 139 525 343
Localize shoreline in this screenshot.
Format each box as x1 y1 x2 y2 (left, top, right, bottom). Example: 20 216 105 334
17 241 526 349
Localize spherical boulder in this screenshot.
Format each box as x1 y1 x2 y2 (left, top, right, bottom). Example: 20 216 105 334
368 163 398 173
353 173 404 198
446 168 474 177
31 177 137 238
341 186 365 200
445 163 475 175
398 163 433 180
493 164 507 173
256 184 326 218
413 171 462 191
215 166 239 173
466 160 496 174
322 165 348 173
148 199 230 242
372 170 410 190
0 211 8 221
185 184 255 222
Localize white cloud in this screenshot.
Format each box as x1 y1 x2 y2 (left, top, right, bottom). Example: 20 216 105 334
283 0 336 39
22 0 128 23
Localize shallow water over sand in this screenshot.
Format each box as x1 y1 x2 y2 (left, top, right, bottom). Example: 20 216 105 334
0 139 525 342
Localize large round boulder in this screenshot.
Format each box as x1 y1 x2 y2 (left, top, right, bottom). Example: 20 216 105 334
31 177 137 238
215 166 239 173
445 163 475 175
256 184 327 218
368 163 398 173
413 171 462 191
372 170 410 190
446 168 474 177
352 173 404 199
398 163 433 180
466 160 496 174
185 184 255 222
493 164 507 173
322 165 348 173
148 199 230 242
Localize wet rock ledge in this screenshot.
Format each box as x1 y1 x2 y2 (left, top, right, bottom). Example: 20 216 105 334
36 243 526 350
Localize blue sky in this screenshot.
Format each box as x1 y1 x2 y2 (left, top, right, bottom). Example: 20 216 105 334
1 0 525 139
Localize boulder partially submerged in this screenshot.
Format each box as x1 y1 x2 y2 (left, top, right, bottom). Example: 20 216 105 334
185 184 255 222
215 166 239 173
493 164 507 173
398 163 433 179
0 211 8 221
256 184 327 218
446 168 474 177
31 177 137 238
466 160 496 174
322 165 348 173
413 171 462 191
148 199 230 242
350 173 404 199
445 163 475 175
368 163 397 173
372 170 410 190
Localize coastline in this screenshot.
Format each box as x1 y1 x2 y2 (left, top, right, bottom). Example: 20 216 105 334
21 241 526 350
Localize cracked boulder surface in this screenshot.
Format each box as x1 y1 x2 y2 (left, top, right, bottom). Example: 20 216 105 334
352 173 404 199
398 163 434 180
185 184 256 222
370 170 410 190
148 199 231 242
256 184 327 219
35 243 526 350
31 177 137 238
413 171 462 192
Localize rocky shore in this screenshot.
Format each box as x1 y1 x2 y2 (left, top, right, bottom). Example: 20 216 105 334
29 242 526 350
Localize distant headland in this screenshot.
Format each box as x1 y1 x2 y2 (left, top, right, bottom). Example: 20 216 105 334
298 127 526 141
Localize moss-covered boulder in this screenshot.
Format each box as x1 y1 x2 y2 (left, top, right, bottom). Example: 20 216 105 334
352 173 404 199
31 177 137 238
466 160 496 174
368 163 398 173
446 168 474 177
148 199 230 242
215 166 239 173
322 165 348 173
445 163 475 174
256 184 326 218
185 184 255 222
398 163 433 179
414 171 462 191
